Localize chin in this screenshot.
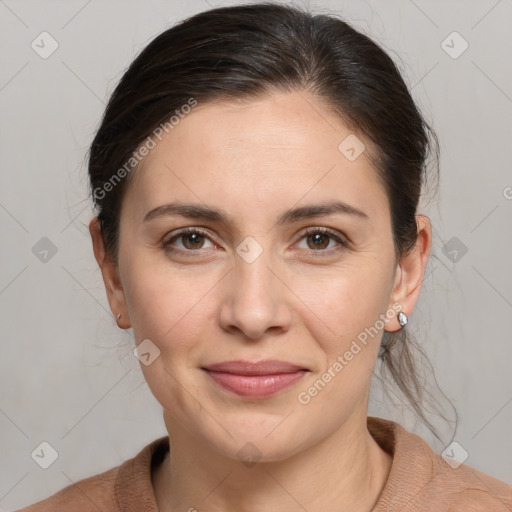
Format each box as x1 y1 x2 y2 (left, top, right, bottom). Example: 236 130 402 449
202 418 313 464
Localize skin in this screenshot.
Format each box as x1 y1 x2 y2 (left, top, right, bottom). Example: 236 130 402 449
90 90 431 512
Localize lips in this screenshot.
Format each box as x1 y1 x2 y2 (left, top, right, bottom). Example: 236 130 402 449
202 360 309 398
203 360 307 375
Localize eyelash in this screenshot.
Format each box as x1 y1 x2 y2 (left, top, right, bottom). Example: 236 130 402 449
161 227 349 258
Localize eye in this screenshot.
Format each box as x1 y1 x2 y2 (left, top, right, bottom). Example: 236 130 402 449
162 228 216 254
295 227 348 255
162 226 348 258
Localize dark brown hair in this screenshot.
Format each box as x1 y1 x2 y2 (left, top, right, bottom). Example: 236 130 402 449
88 2 453 441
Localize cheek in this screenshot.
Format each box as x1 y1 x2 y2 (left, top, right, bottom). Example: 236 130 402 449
121 260 217 412
291 260 393 355
292 265 392 417
123 269 175 339
121 254 220 350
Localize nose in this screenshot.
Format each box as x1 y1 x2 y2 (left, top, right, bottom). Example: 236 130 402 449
218 248 292 341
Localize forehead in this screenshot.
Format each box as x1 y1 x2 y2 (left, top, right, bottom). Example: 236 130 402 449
122 91 388 226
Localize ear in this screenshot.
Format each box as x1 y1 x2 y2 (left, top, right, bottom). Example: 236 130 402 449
386 215 431 332
89 217 131 329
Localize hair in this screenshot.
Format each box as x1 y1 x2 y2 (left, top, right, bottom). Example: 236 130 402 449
88 2 454 441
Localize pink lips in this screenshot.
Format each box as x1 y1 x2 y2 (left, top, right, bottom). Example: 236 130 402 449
202 360 309 398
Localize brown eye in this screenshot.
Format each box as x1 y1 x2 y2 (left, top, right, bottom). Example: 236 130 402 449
162 228 215 253
297 228 348 254
180 232 206 250
306 232 331 250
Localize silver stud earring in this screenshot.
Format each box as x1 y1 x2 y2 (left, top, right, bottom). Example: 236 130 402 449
116 313 121 320
398 311 408 328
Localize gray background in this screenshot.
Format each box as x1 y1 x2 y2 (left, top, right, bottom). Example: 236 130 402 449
1 0 511 509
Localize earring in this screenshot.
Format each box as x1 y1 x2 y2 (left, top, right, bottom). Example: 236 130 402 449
116 313 121 320
398 311 408 328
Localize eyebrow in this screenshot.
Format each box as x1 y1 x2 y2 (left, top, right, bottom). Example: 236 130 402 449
143 200 368 226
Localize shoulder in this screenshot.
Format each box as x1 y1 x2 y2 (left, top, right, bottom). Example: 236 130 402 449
15 465 120 512
368 416 512 511
15 436 169 512
436 458 512 511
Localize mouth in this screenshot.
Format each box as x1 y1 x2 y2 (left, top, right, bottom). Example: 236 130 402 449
201 360 310 398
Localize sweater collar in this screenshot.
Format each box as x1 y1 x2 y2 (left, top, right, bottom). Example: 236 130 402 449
114 416 435 511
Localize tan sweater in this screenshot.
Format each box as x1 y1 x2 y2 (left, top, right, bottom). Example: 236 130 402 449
17 416 512 511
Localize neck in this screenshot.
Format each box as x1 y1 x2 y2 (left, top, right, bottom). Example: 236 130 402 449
153 411 393 512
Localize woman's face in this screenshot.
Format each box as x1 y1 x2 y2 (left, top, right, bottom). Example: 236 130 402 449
94 90 428 461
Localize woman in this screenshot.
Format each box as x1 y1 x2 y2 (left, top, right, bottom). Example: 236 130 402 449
19 3 512 511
